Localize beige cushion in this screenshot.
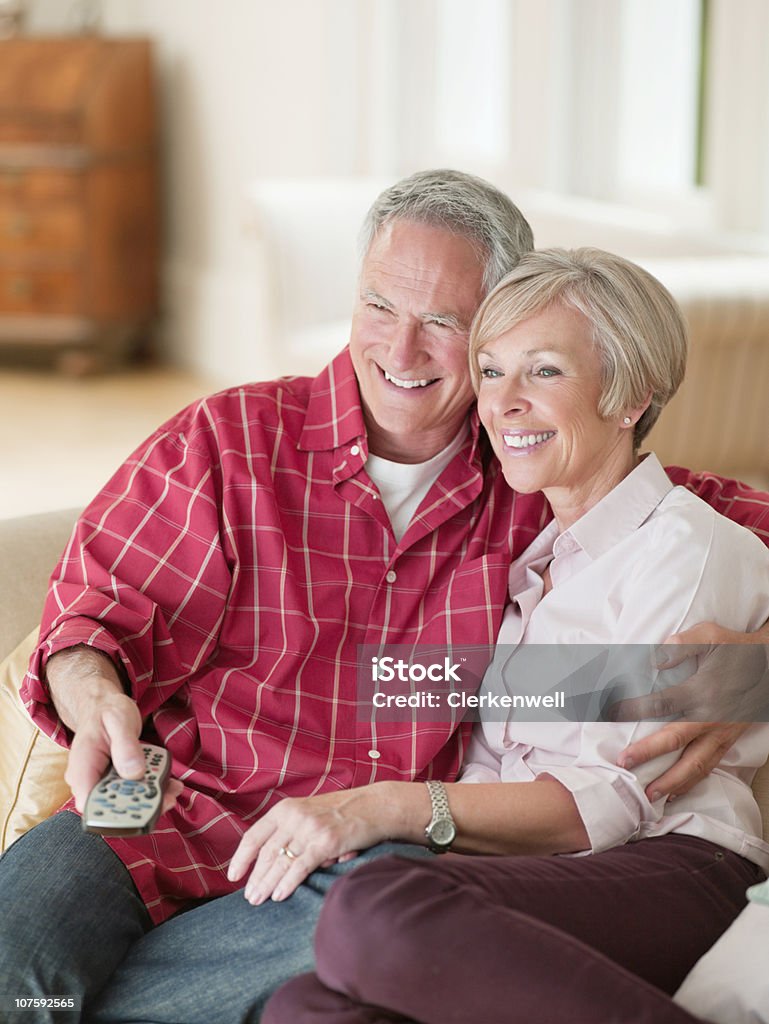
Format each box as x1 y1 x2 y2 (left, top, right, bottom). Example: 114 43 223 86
0 629 70 852
0 507 80 657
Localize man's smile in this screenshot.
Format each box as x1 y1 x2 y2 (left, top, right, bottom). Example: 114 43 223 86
382 368 439 390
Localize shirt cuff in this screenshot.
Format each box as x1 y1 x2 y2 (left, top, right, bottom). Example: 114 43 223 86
540 765 643 853
20 616 127 746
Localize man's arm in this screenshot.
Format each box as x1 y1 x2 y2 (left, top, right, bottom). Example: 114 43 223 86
616 620 769 799
46 645 180 813
626 466 769 797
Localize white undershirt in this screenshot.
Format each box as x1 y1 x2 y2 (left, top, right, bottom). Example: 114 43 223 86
365 424 470 541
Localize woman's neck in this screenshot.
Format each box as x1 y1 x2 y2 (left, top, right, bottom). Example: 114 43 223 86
545 448 640 535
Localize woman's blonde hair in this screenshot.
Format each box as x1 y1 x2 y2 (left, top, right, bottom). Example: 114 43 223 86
468 247 688 447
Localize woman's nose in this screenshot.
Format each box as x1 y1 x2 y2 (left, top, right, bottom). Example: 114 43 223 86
493 378 531 417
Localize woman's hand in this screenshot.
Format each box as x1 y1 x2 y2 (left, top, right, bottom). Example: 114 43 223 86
227 782 420 904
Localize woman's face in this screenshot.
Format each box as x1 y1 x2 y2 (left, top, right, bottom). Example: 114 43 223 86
476 302 636 524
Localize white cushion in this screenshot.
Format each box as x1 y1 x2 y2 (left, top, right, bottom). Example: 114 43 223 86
674 901 769 1023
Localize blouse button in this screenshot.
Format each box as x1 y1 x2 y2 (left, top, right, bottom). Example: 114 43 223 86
350 444 360 456
368 749 381 760
385 570 397 583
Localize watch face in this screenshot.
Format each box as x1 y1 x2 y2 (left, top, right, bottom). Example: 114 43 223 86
431 818 457 846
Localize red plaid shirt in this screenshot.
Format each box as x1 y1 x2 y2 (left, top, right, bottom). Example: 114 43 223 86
22 348 769 922
22 348 546 922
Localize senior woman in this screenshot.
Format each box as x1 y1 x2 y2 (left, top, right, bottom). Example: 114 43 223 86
248 248 769 1024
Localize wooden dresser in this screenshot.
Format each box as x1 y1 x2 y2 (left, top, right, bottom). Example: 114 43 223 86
0 36 159 371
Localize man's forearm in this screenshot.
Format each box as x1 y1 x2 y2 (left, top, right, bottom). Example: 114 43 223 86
45 645 126 734
45 645 148 806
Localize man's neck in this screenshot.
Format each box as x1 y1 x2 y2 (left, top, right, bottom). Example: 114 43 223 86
366 417 472 464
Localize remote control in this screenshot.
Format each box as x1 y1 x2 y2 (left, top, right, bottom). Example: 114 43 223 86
82 743 171 837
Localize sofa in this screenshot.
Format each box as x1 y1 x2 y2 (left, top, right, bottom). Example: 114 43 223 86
0 507 79 848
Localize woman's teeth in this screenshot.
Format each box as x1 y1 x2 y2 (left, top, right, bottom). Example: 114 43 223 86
503 431 556 449
384 370 434 389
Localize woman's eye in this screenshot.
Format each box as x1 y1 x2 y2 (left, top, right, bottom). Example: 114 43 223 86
536 367 560 378
480 366 501 379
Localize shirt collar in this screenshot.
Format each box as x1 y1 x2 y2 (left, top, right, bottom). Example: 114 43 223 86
298 346 486 469
299 347 369 453
561 452 675 561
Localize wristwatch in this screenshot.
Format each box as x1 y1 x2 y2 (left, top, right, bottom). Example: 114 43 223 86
424 780 457 853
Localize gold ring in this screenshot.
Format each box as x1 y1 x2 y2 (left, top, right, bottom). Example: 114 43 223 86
279 846 298 860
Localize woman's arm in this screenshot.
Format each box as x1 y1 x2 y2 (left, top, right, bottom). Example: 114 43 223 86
227 776 588 905
616 621 769 798
636 467 769 797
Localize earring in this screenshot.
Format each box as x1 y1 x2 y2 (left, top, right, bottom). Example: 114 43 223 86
623 416 632 425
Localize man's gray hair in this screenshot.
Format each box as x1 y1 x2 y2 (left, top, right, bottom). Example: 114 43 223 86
359 169 534 294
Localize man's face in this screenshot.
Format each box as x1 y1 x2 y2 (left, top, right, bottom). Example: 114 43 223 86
349 219 487 463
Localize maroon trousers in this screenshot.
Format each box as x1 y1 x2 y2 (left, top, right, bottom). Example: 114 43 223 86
263 835 763 1024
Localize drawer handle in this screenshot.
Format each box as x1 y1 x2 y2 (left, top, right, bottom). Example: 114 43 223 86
7 277 33 299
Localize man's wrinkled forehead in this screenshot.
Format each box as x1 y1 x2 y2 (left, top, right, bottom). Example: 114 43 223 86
359 219 487 317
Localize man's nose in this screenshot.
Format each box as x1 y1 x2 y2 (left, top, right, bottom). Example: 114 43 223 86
387 319 422 371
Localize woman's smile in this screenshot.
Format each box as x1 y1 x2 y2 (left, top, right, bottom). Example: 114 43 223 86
477 301 640 530
500 430 558 453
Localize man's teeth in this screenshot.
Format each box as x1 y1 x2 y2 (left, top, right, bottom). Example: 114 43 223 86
503 431 556 449
384 371 434 389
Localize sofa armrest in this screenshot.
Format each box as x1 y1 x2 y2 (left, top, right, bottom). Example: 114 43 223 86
0 508 80 659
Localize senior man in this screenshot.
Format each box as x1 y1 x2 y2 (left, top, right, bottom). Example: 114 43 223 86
2 169 768 1024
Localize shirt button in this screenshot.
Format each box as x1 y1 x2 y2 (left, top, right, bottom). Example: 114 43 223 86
368 749 381 760
385 570 397 583
350 445 360 456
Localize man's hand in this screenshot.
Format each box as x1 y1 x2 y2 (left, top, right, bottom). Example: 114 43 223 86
617 720 748 801
614 621 769 800
47 646 182 814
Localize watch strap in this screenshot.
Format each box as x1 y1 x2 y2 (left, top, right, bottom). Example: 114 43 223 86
425 779 456 853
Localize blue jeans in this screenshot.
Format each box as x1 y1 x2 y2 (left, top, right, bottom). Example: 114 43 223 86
0 812 429 1024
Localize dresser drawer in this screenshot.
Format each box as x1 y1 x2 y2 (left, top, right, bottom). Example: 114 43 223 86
0 166 81 202
0 116 81 146
0 203 84 254
0 268 81 314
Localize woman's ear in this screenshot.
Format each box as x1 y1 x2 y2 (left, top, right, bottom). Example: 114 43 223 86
620 390 652 429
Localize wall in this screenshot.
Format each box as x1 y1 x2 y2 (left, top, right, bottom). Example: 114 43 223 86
26 0 769 387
